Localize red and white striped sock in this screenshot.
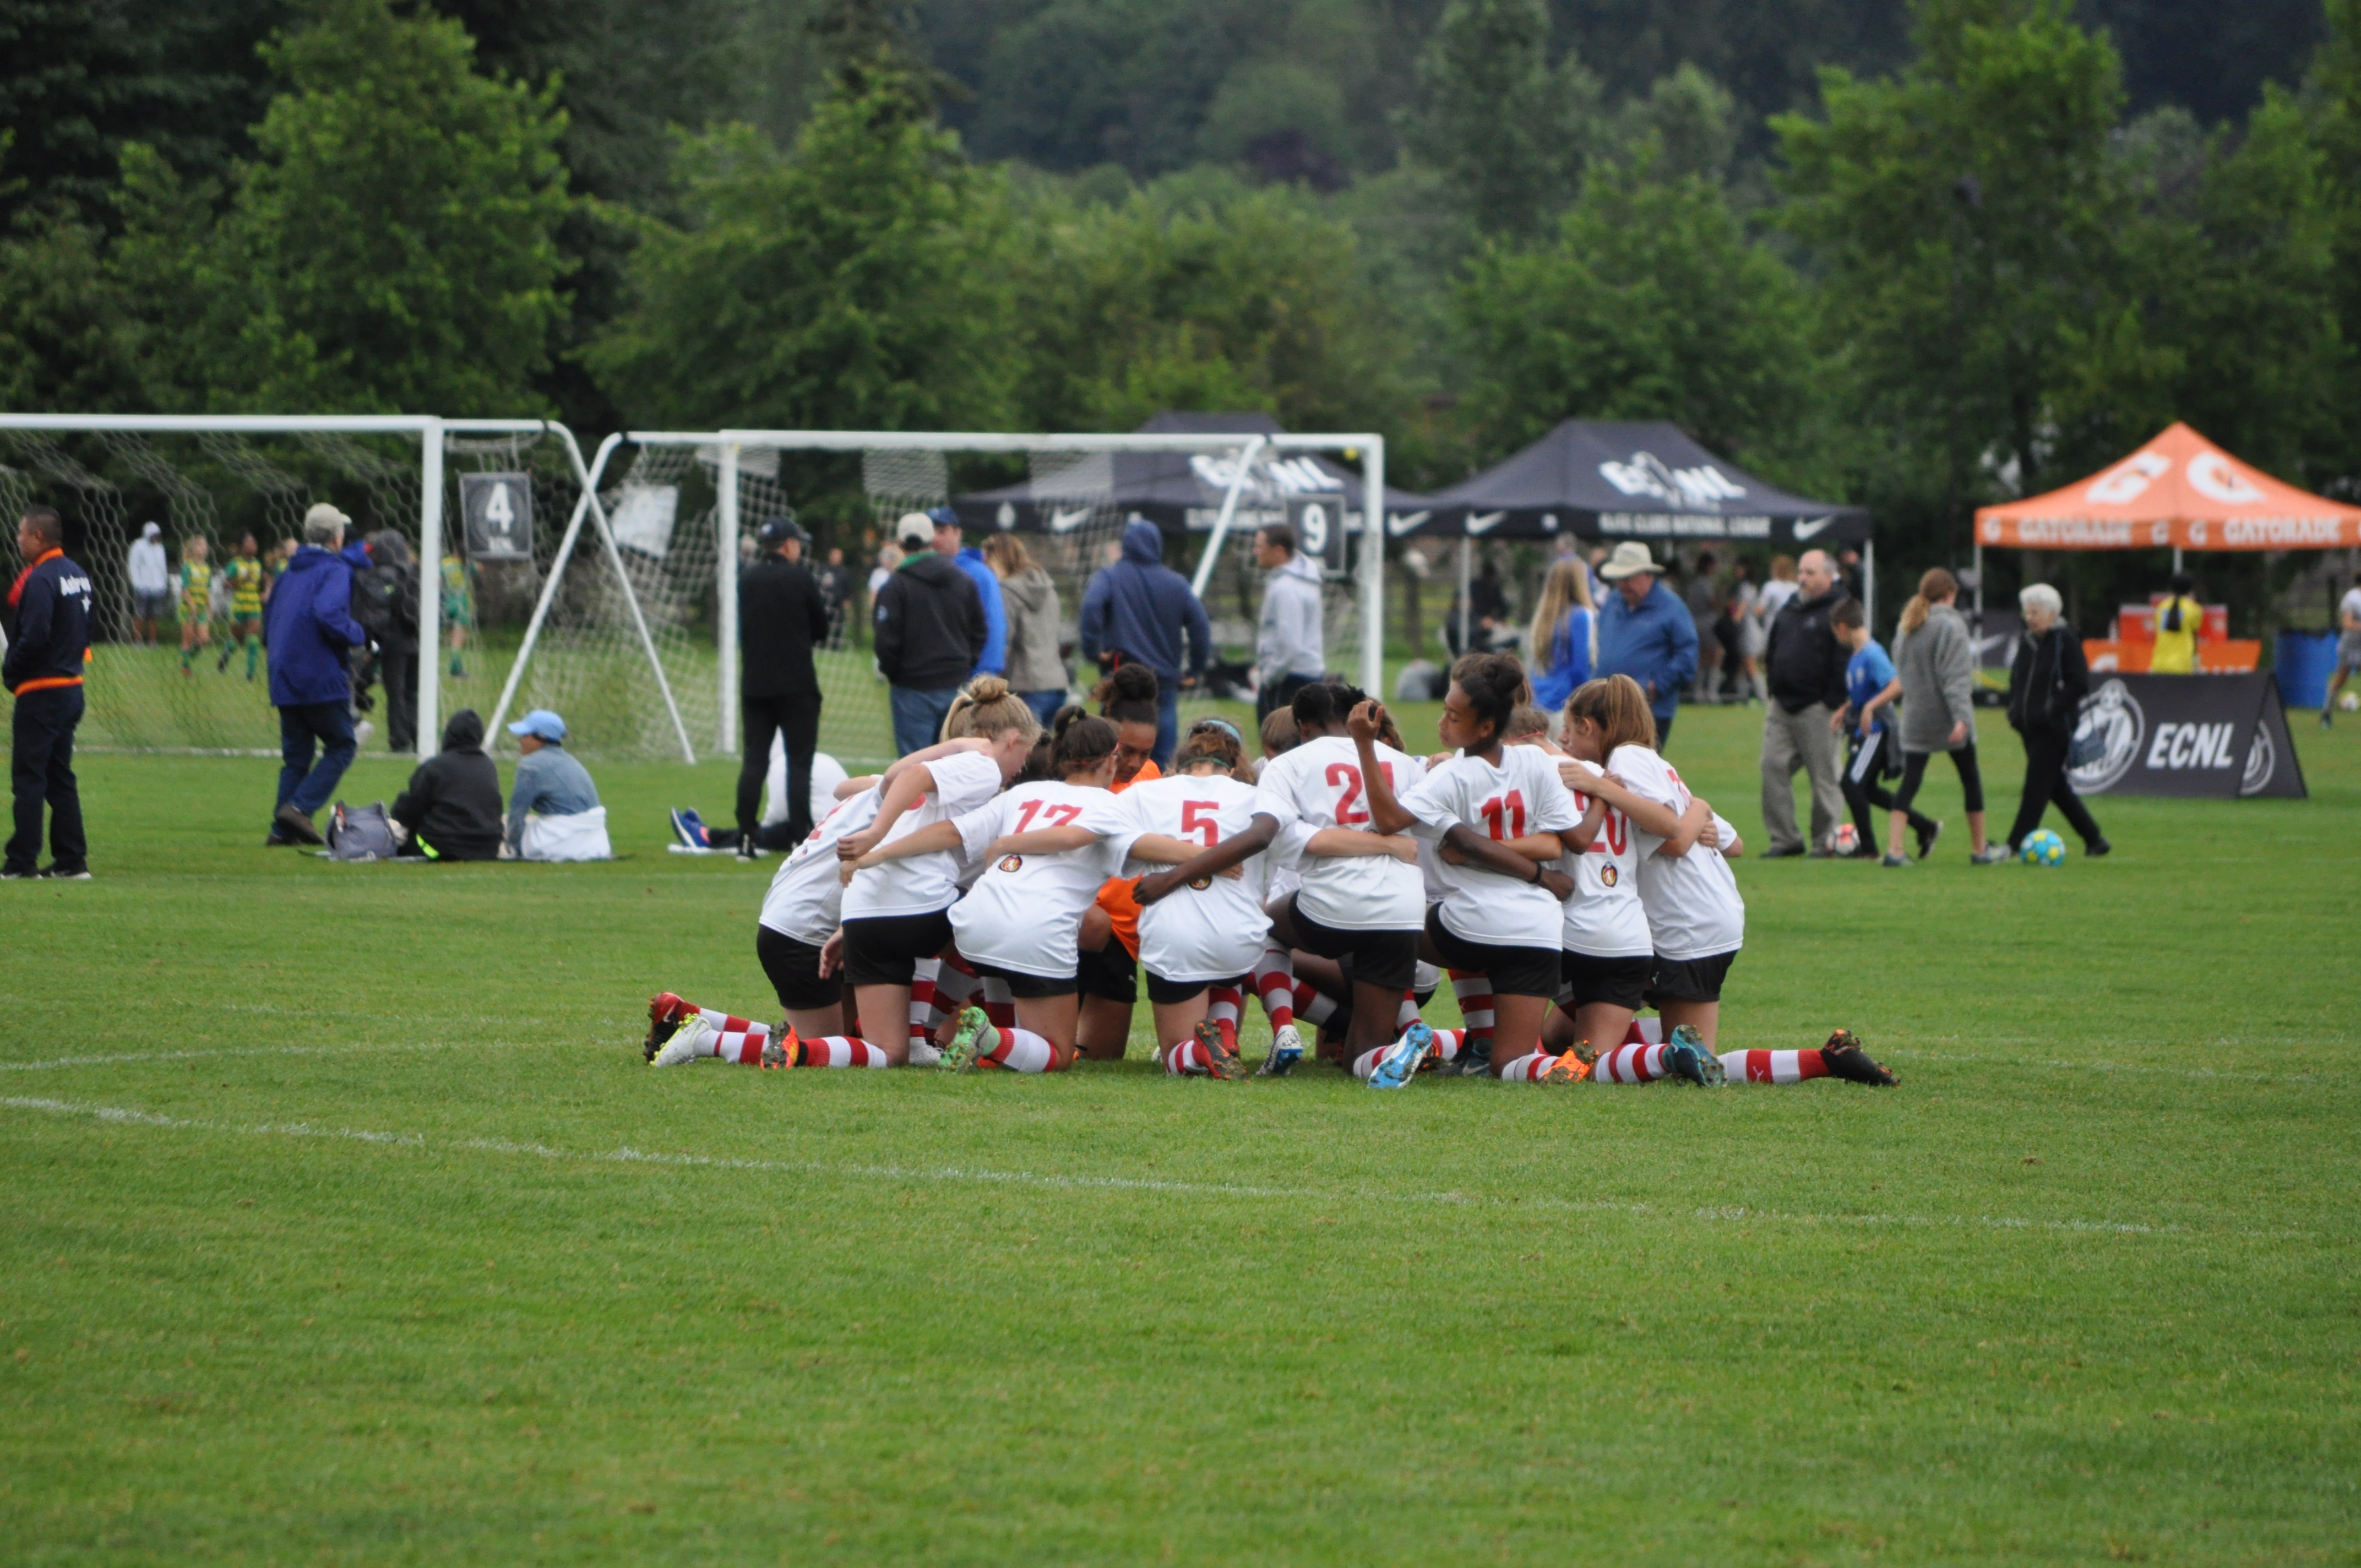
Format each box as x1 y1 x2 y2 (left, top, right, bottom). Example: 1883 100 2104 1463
1395 990 1422 1030
1351 1045 1389 1081
1596 1042 1671 1084
1253 948 1296 1028
1164 1039 1212 1075
1428 1027 1466 1061
1719 1049 1829 1084
979 1026 1061 1074
1448 971 1494 1058
687 1006 769 1065
909 958 941 1052
934 955 982 1012
1206 983 1244 1052
981 977 1016 1030
1292 981 1339 1027
1495 1051 1559 1081
796 1035 891 1069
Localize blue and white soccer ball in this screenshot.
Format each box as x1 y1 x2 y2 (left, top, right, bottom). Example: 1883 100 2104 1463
2021 829 2067 867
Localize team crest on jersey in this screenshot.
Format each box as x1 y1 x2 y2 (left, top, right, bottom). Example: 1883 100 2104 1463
997 854 1024 872
1187 875 1212 890
1601 864 1618 887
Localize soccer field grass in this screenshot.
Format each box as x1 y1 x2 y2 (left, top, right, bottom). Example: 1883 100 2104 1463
4 703 2355 1564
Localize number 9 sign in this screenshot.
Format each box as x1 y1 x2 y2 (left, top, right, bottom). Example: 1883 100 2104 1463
1286 491 1351 580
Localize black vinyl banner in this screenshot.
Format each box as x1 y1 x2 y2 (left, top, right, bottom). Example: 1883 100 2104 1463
2066 673 2308 800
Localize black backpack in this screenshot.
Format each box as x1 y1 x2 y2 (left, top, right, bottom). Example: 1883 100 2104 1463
326 801 400 861
350 567 397 641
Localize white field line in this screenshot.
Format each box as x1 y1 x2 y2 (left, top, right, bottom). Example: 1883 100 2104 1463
0 1042 473 1074
0 1092 2230 1241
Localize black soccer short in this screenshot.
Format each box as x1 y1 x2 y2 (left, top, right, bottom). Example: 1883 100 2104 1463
756 923 841 1012
1143 969 1249 1006
1076 938 1138 1004
1285 893 1419 994
1645 949 1739 1006
967 957 1077 999
1559 950 1652 1012
840 909 955 989
1421 907 1559 999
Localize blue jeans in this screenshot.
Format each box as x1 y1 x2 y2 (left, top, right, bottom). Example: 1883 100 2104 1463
1022 689 1067 730
890 685 961 757
278 701 357 820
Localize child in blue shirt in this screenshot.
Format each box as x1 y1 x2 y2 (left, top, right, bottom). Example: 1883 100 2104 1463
1830 598 1939 862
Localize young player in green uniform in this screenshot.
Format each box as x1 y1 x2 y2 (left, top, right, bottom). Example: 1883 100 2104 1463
441 551 473 678
215 533 267 679
177 537 213 675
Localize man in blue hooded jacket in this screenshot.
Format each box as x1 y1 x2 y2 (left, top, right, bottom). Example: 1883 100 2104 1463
928 508 1004 677
263 503 368 845
1078 517 1214 767
1595 541 1700 750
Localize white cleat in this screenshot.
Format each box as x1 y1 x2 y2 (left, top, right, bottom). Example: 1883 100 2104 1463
1259 1022 1305 1077
649 1014 715 1067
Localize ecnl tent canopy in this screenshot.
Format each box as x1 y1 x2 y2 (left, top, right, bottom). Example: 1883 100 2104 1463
1404 419 1870 546
950 411 1434 535
1975 422 2361 551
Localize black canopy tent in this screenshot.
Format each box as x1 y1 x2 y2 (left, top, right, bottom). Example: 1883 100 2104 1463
1404 418 1875 651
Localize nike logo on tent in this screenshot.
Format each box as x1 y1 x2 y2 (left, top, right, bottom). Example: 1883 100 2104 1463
1468 511 1506 535
1049 508 1093 533
1386 510 1431 537
1793 515 1836 540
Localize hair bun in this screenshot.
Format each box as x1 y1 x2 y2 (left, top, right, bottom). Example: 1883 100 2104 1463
964 674 1011 705
1113 663 1158 699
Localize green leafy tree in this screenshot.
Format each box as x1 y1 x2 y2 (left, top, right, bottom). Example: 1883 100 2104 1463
1397 0 1600 237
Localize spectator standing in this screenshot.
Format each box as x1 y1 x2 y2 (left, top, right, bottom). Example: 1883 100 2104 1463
1876 567 2009 864
262 504 367 847
1593 542 1699 749
1723 560 1763 704
2324 577 2361 727
4 505 95 879
1685 549 1723 703
2003 584 2109 857
874 511 987 756
863 543 901 648
933 508 1006 677
391 709 504 861
1253 523 1324 722
817 546 855 650
1759 548 1849 857
985 532 1067 728
127 521 168 646
504 709 609 861
2149 571 2204 674
1525 558 1596 712
737 514 829 853
1758 554 1799 623
1827 597 1933 861
1078 517 1214 767
359 530 421 754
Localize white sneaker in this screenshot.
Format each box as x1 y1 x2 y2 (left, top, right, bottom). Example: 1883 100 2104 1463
649 1014 715 1067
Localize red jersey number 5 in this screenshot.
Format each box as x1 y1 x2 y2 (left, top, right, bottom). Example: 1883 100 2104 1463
1180 801 1222 847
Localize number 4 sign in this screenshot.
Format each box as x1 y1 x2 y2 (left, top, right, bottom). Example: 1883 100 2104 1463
460 472 534 562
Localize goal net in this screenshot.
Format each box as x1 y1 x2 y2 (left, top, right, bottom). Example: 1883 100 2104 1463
493 429 1385 774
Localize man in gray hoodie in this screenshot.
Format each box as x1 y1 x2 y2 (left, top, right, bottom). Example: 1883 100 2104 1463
1254 525 1325 722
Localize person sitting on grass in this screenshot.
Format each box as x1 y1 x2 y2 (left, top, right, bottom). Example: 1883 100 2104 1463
504 709 609 861
390 709 504 861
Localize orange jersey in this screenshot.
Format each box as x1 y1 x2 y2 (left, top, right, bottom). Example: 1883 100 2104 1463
1094 759 1162 955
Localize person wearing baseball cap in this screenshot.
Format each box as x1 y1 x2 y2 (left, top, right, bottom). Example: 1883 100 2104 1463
1594 541 1700 749
504 709 608 860
873 510 986 755
262 501 368 845
735 511 829 854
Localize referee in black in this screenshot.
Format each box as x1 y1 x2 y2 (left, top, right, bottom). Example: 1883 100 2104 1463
737 513 829 858
4 504 95 879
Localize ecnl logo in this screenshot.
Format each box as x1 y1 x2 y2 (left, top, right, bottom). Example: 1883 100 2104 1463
2144 722 2239 771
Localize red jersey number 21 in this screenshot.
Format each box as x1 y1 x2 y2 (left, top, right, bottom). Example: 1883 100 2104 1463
1324 764 1368 825
1479 790 1527 842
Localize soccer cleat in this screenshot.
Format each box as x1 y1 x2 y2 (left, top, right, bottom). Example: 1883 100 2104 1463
669 807 711 850
939 1006 992 1072
907 1038 943 1069
1819 1028 1898 1086
1664 1024 1725 1087
760 1028 803 1069
643 993 691 1061
1368 1022 1435 1090
1258 1022 1304 1077
1534 1050 1588 1084
1970 843 2012 865
1914 819 1943 861
1197 1020 1245 1080
649 1012 714 1068
1879 852 1910 868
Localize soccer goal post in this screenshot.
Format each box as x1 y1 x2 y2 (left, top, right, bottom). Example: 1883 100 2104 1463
501 428 1386 772
0 412 690 765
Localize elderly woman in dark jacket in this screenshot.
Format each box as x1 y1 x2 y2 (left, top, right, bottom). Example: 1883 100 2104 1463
2003 584 2110 857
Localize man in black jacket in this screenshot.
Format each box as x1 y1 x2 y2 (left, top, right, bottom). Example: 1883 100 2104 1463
359 530 421 753
873 511 986 756
738 514 829 853
2003 583 2108 856
4 505 95 879
1759 548 1849 857
391 709 504 860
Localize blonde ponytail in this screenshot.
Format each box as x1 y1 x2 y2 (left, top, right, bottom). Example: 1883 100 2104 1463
941 674 1040 743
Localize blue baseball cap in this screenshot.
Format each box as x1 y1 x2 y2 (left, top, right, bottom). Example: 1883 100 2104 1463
925 506 959 531
508 709 567 742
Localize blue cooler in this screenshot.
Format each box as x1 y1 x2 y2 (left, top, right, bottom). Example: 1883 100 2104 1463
2274 632 2336 709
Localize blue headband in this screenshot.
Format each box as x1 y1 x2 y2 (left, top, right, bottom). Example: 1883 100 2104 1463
1193 716 1244 744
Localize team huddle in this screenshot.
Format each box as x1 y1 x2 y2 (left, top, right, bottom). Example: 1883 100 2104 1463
642 656 1897 1090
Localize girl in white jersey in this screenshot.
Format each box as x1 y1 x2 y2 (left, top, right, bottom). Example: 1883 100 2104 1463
1136 682 1424 1075
850 710 1129 1073
1117 718 1274 1079
1353 655 1584 1086
828 679 1040 1063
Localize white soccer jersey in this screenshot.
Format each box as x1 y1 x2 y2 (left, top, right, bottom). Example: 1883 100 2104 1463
758 785 884 945
1249 735 1426 931
1120 773 1273 983
1612 744 1745 961
841 749 1006 920
1399 746 1579 947
948 781 1133 977
1555 758 1652 958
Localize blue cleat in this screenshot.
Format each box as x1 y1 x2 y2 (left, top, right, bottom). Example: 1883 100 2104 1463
1665 1023 1726 1087
670 807 712 849
1256 1022 1305 1077
1368 1022 1435 1090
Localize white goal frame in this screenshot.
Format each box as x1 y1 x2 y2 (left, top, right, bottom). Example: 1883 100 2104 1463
0 412 685 764
546 428 1387 758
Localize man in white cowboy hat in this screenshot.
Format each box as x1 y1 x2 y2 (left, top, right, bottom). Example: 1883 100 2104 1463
1594 540 1700 749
